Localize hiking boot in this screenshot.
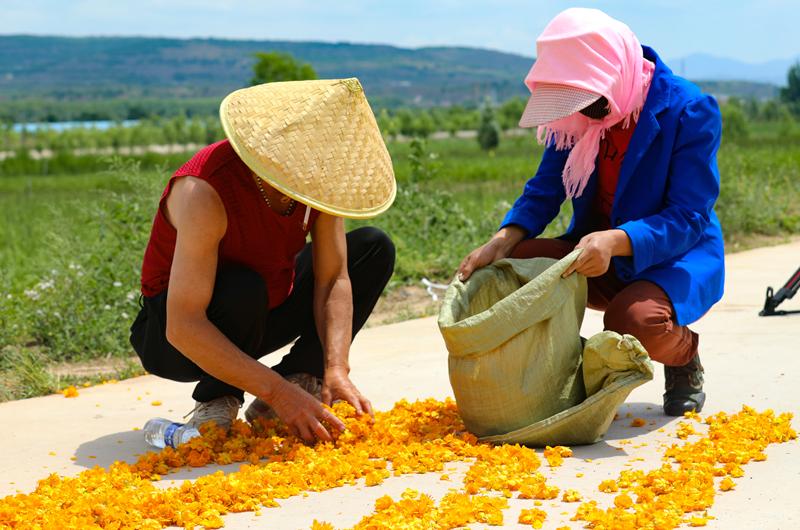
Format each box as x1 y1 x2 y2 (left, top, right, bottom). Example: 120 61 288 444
245 373 323 424
663 354 706 416
184 395 242 431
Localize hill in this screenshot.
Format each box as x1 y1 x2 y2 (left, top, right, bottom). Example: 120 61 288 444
0 35 533 106
0 36 789 120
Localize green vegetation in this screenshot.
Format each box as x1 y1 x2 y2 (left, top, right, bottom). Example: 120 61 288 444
781 62 800 115
2 35 799 401
0 35 533 114
1 105 799 401
477 101 501 151
3 35 791 125
250 51 317 85
0 97 222 124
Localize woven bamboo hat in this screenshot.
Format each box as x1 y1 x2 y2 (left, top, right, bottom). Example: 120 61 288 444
220 78 396 219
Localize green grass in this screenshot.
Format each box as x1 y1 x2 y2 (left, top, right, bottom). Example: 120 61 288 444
1 132 799 400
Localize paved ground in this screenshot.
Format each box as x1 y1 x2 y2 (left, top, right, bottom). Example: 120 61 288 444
2 241 799 529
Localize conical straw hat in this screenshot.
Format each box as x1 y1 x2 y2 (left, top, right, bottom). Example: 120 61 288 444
220 78 396 219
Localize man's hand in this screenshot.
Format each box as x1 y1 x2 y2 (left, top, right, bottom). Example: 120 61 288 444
562 229 632 278
267 379 346 443
322 367 373 417
458 226 527 281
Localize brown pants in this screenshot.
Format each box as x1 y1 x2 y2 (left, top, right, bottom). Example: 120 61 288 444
510 239 698 366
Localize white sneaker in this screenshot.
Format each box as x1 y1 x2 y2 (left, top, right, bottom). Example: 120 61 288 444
184 395 241 431
245 373 322 424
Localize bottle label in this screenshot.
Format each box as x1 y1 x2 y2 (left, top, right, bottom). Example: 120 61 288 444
164 422 181 448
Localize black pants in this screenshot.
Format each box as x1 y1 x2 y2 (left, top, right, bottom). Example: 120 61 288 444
130 227 395 403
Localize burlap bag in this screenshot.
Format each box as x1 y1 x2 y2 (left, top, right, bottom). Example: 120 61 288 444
438 250 653 446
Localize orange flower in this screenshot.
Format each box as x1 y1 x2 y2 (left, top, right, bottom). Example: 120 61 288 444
60 386 79 398
573 407 796 530
613 492 633 509
598 479 619 493
0 400 794 530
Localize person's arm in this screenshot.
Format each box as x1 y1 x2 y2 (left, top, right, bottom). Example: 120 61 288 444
458 144 569 280
164 177 345 441
617 95 722 274
499 143 570 237
564 96 722 279
310 214 373 416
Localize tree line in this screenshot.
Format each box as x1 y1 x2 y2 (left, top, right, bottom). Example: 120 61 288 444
2 53 798 156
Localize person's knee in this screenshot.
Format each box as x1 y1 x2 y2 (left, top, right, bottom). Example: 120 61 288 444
604 295 676 362
210 266 268 319
353 226 396 272
604 297 650 340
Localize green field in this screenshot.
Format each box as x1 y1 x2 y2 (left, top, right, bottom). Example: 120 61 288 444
1 132 799 400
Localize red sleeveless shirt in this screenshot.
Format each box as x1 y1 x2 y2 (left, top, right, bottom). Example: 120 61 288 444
140 140 319 309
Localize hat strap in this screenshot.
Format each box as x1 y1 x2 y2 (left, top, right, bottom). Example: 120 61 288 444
302 204 311 231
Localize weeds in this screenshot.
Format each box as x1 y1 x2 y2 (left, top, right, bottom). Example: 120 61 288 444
0 133 798 400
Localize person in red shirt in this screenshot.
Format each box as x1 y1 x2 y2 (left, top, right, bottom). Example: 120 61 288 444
130 79 396 442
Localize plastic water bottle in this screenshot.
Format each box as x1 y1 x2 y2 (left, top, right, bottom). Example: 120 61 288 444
143 418 201 449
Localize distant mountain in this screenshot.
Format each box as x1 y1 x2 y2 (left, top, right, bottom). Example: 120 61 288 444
0 36 793 107
668 53 798 86
0 35 534 106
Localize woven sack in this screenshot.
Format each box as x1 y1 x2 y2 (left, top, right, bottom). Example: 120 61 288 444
438 250 653 446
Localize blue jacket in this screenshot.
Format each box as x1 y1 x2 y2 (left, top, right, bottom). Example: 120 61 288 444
501 46 724 325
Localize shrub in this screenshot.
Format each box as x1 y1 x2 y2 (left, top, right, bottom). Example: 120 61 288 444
721 104 750 143
477 102 501 151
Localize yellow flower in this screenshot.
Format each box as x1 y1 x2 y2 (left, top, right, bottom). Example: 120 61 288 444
598 479 619 493
573 407 796 530
543 445 573 467
719 477 735 491
518 507 547 527
562 489 582 502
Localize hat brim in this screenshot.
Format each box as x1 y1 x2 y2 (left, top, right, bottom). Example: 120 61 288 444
222 107 397 220
519 84 602 128
219 79 397 220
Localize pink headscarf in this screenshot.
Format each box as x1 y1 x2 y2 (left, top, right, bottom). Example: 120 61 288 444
525 8 655 198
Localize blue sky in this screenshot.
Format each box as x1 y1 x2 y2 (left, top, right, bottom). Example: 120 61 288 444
3 0 799 63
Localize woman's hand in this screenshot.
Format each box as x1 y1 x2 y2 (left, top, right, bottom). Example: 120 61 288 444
562 229 632 278
458 226 527 281
322 367 373 417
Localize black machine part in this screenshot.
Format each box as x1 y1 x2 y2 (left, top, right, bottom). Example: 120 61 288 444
760 266 800 316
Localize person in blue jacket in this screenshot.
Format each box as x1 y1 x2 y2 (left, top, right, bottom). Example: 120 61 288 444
457 8 724 416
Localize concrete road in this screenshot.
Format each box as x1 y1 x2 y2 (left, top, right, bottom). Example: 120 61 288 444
2 241 799 528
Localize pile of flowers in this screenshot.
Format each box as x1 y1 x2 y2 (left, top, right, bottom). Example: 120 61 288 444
340 489 508 529
0 399 795 530
572 406 796 529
